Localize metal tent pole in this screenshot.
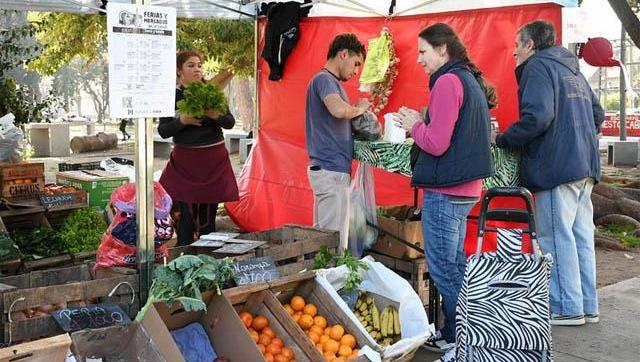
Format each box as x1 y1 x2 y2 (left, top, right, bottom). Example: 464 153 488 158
135 0 156 305
620 28 627 141
254 4 260 137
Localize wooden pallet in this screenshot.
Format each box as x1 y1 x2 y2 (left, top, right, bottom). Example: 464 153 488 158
242 224 340 276
0 263 138 345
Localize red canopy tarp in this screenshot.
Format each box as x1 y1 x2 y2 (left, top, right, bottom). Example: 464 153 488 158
227 3 562 254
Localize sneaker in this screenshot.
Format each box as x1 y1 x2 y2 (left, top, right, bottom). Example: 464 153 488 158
422 330 455 353
550 314 586 326
585 313 600 323
434 346 456 362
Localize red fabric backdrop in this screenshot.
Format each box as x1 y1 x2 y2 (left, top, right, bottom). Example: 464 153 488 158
227 4 563 253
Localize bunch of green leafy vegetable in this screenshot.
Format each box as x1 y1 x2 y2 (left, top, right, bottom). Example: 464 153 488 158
313 246 369 293
176 81 228 118
0 232 20 262
11 227 67 260
135 254 234 322
57 208 107 254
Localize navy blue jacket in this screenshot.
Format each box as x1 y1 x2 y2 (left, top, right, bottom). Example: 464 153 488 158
496 46 604 192
411 60 494 188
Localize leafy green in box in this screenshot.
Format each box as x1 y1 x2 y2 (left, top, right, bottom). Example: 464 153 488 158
135 254 234 322
58 208 107 254
176 81 228 118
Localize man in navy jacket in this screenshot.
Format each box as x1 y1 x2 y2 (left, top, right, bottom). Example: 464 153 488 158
495 20 604 326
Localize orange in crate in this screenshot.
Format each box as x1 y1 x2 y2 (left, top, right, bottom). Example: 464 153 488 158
239 311 299 362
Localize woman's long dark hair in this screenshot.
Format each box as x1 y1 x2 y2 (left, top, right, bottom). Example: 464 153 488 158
419 23 498 109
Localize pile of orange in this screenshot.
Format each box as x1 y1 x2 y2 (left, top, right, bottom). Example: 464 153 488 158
284 295 359 362
239 311 297 362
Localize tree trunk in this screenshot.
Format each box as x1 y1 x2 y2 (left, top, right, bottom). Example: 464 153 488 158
617 198 640 222
591 192 619 220
595 214 640 229
607 0 640 49
620 187 640 201
234 78 255 133
595 234 631 251
593 182 629 200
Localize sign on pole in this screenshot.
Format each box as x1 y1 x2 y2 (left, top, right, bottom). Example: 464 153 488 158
107 3 176 118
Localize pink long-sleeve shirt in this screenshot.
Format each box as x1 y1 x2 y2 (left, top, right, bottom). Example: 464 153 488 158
411 73 482 198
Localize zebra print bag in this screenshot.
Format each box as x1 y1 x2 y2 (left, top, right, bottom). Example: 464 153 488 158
456 228 553 361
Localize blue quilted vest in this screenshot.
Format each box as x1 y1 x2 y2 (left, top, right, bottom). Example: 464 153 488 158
411 60 494 188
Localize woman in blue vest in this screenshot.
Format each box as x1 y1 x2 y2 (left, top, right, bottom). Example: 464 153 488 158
395 23 496 362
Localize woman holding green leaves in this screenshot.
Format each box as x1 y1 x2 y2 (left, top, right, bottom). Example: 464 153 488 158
159 50 238 246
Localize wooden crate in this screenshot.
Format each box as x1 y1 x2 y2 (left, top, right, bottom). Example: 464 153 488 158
167 245 255 263
270 272 374 360
242 224 340 276
0 163 45 202
224 272 328 362
0 263 138 345
0 333 71 362
364 250 429 307
21 251 96 273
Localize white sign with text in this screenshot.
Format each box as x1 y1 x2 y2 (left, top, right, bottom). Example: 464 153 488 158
107 3 176 118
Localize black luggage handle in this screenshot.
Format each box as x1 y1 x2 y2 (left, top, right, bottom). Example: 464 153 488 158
476 187 542 256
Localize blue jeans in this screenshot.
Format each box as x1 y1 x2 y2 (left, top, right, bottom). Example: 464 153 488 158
422 191 477 343
535 178 598 316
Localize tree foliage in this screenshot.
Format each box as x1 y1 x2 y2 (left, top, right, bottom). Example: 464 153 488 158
28 12 106 76
177 18 254 77
28 13 254 77
0 10 60 124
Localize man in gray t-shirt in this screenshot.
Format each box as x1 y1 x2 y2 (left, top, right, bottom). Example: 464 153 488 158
305 33 369 250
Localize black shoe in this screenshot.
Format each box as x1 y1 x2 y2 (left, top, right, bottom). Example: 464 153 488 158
421 330 455 353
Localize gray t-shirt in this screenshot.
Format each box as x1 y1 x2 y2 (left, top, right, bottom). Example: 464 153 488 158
305 70 353 174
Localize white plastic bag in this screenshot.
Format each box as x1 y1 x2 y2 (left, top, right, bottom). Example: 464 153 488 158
349 163 378 258
315 257 432 361
100 158 135 182
0 113 24 163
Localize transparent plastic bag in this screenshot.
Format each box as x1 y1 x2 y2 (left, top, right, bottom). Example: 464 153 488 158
352 111 382 141
348 163 378 258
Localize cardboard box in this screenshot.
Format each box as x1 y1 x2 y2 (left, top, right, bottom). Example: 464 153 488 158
56 170 128 209
70 306 178 362
0 162 45 201
153 294 265 362
371 205 424 260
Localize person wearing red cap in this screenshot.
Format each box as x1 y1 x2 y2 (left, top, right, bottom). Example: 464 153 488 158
494 20 605 327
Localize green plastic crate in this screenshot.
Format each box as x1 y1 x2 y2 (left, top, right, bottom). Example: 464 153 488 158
56 170 129 209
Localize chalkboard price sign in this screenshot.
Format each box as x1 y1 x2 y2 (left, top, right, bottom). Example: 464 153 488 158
39 193 77 208
52 304 131 333
232 256 279 286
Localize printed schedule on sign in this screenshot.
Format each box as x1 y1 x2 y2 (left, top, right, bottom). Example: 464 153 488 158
107 3 176 118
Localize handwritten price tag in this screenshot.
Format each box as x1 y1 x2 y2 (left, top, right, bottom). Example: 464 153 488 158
232 256 279 286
